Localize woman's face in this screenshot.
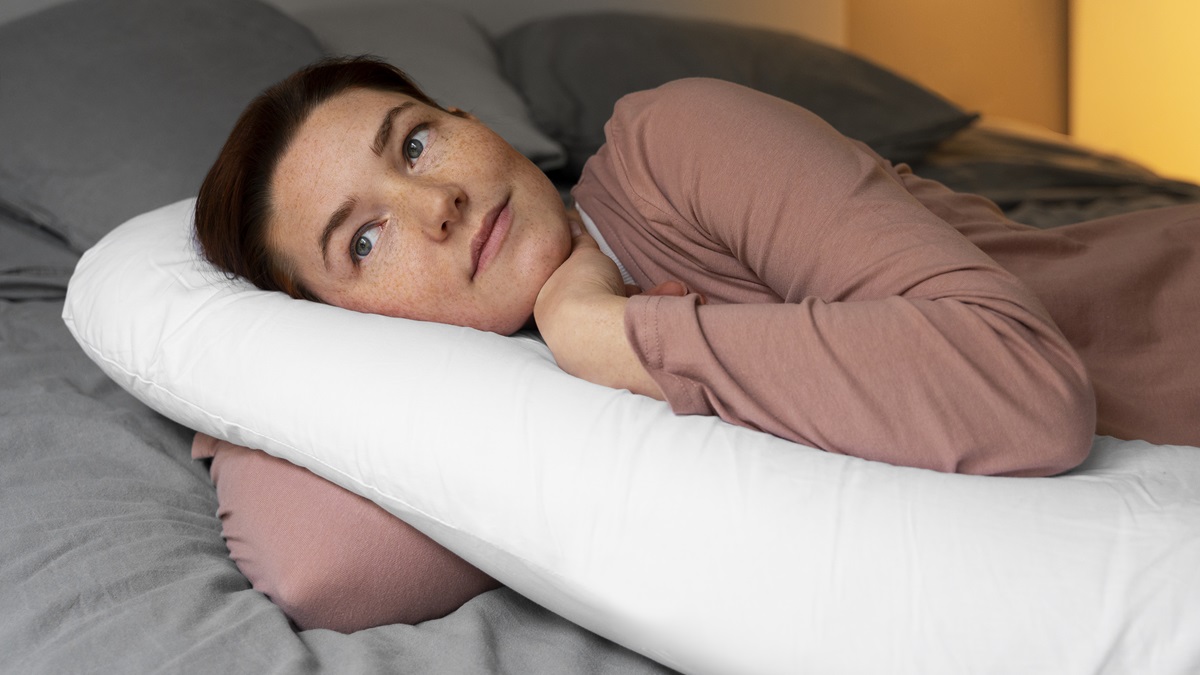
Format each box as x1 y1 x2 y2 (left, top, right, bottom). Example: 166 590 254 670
268 87 572 334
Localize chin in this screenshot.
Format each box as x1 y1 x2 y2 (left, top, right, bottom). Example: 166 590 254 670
475 299 537 336
488 316 532 337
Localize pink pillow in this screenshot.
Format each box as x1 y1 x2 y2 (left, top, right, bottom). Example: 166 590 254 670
193 433 501 631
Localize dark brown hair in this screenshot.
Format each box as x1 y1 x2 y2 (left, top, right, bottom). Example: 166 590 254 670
195 56 441 300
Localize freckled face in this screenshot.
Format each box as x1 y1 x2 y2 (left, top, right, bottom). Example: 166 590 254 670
268 88 572 335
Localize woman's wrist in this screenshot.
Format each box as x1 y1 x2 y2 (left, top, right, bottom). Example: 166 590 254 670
533 220 664 400
537 291 664 401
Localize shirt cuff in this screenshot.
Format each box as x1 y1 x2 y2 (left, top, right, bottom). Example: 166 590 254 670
624 293 712 416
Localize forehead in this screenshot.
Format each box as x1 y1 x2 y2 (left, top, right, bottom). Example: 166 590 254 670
279 87 415 183
299 87 416 142
269 89 416 251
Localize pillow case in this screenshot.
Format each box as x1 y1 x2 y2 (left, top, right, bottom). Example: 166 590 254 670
64 199 1200 675
292 2 566 170
195 432 501 631
499 12 977 179
0 0 323 252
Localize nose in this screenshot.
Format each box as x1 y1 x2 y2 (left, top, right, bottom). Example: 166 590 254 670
410 181 465 240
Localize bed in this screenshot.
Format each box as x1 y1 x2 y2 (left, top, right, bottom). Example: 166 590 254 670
3 1 1199 674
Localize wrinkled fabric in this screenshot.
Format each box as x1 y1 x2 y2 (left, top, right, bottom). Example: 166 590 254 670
574 79 1198 471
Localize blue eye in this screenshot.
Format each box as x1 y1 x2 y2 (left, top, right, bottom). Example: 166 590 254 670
351 223 382 262
405 127 429 163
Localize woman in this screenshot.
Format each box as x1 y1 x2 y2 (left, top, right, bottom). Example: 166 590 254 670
194 57 1199 630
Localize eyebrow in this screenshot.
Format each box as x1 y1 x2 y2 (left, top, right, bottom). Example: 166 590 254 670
317 102 415 268
372 102 414 158
319 198 357 270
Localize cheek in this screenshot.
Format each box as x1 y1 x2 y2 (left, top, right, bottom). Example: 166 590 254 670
373 256 507 330
333 255 440 320
539 220 574 280
512 223 568 288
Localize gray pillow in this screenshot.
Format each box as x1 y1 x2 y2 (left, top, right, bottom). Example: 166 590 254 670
0 0 324 252
293 2 566 171
499 12 978 180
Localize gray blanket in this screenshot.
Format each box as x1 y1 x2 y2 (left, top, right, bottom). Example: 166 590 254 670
0 298 673 674
0 211 77 301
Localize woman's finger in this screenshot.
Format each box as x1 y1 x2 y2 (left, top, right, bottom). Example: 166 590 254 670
643 280 687 297
642 280 708 304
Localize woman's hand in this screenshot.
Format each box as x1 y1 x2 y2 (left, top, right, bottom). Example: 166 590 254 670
534 222 665 400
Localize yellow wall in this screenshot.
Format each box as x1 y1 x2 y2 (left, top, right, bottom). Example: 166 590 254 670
846 0 1068 133
1070 0 1200 184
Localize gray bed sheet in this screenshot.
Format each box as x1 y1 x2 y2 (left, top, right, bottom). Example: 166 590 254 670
0 210 77 301
0 297 675 673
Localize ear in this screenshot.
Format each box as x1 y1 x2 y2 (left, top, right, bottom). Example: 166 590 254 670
447 106 476 121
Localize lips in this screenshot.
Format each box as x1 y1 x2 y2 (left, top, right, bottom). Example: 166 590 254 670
470 197 512 280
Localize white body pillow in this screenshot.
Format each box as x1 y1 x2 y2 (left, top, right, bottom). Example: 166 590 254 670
65 199 1200 675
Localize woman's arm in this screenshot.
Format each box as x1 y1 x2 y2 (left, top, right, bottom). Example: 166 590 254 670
570 78 1096 476
534 223 664 400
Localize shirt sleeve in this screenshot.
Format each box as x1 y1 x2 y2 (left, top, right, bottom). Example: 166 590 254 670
579 78 1095 476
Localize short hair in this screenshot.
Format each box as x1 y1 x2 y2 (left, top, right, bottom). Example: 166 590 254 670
194 56 440 300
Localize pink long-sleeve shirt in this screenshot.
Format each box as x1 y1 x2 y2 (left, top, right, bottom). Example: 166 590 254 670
572 78 1199 475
